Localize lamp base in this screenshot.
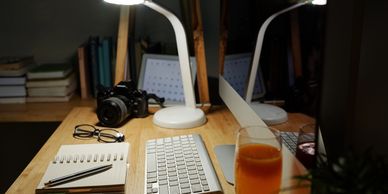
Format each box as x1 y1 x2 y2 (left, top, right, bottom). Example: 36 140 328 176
153 106 206 129
250 102 288 125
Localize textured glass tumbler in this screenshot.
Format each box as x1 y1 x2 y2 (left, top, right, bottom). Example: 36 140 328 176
234 126 282 194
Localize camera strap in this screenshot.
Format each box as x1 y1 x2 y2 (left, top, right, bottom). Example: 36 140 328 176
147 93 165 108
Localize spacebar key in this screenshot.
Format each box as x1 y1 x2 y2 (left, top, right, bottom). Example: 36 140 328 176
147 153 157 172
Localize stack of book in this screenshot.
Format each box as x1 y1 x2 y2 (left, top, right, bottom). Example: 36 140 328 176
26 63 77 102
0 56 35 103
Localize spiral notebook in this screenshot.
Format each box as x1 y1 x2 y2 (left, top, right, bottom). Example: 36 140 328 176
36 143 130 193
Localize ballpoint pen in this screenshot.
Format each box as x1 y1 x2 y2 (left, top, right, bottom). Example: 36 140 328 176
44 164 112 187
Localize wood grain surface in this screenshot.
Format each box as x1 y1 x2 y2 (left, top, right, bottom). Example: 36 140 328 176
6 106 310 193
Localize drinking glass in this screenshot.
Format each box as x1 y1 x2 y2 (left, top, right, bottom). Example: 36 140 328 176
295 124 316 169
234 126 282 194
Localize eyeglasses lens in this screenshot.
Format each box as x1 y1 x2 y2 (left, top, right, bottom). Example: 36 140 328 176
99 129 124 143
74 125 95 138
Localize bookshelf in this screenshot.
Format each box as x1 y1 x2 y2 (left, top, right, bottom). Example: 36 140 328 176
0 95 95 122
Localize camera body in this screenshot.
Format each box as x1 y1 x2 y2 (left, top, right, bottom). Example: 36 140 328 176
97 81 148 127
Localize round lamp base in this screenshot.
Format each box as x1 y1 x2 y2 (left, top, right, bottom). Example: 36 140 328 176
153 106 206 129
250 102 288 125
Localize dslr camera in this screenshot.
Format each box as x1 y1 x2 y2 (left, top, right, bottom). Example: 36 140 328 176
97 81 163 127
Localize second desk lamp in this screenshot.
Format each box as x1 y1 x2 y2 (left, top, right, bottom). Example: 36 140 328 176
244 0 326 125
104 0 206 129
214 0 326 184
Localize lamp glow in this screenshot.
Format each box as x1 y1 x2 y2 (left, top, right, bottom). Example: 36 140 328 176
104 0 145 5
245 1 325 125
311 0 327 5
104 0 206 129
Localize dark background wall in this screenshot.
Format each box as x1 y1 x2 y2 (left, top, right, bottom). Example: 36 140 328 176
0 0 120 63
0 0 220 76
320 0 388 158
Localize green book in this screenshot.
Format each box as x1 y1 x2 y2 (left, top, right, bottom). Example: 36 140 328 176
27 63 73 80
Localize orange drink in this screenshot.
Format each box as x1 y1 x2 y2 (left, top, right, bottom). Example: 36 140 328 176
235 126 282 194
235 144 282 194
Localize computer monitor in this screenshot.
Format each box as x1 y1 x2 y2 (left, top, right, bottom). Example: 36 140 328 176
222 53 265 99
137 54 197 106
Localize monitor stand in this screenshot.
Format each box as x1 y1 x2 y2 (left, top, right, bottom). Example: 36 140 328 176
214 144 236 185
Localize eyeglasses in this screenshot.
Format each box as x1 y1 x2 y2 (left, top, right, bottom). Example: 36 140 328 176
73 124 125 143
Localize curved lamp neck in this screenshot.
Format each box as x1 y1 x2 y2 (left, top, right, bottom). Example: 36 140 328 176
144 1 195 108
244 2 308 103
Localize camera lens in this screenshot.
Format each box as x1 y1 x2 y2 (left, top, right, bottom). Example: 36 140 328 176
97 97 130 127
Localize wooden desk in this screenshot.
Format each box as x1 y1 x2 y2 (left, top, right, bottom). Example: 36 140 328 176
7 106 309 193
0 96 95 122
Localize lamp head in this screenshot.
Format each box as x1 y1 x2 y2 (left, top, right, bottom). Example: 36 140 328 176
309 0 327 5
103 0 145 5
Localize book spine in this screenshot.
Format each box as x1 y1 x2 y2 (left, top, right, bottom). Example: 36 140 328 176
77 46 91 99
98 39 105 87
0 86 26 97
88 37 100 97
102 38 112 87
0 76 26 85
0 97 26 104
111 38 117 84
128 36 137 83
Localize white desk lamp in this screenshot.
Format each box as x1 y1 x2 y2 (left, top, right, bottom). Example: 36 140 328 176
104 0 206 129
245 0 326 125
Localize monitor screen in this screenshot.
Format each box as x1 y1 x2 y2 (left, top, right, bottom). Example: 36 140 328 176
222 53 266 100
137 54 197 105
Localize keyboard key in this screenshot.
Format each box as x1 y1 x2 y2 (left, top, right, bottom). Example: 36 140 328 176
191 184 202 193
180 178 189 183
159 180 168 185
280 131 300 154
180 183 190 189
147 177 157 183
159 185 169 194
147 172 157 178
147 153 156 172
190 179 200 184
169 176 178 182
181 188 191 194
179 174 188 179
169 181 179 186
170 186 180 194
189 174 198 180
158 171 167 176
178 169 187 174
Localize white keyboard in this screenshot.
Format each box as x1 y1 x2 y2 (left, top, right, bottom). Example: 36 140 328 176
280 131 299 154
145 134 222 194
